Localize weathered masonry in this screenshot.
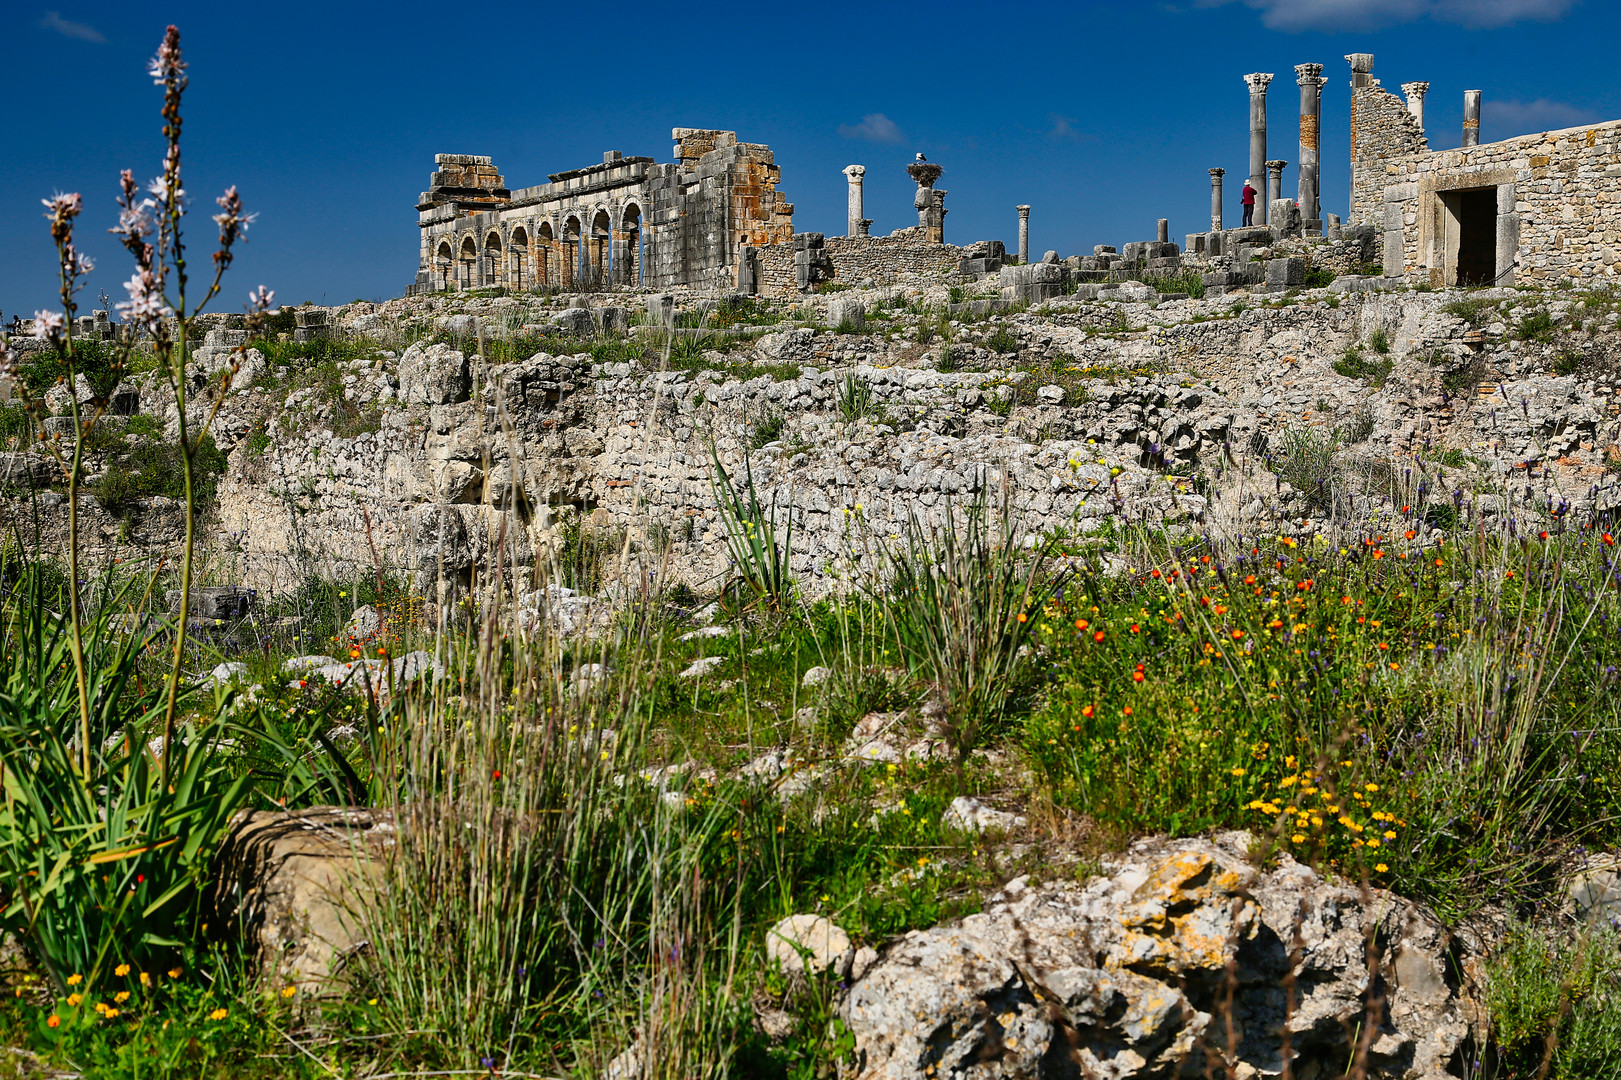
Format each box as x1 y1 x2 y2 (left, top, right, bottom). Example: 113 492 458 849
1350 56 1621 287
409 129 795 296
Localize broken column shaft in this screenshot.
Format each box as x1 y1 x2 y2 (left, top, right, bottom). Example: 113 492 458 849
843 165 868 237
1402 81 1430 130
1209 168 1225 231
1463 90 1482 147
1245 72 1275 226
1296 63 1326 232
1016 205 1030 263
1267 160 1287 209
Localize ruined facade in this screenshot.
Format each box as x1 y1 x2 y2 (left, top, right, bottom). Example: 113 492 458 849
1351 57 1621 287
410 129 794 296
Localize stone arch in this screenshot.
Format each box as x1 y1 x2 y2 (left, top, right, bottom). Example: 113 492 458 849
510 225 529 290
563 214 583 289
435 239 454 291
618 202 643 286
483 230 503 287
459 234 478 289
589 209 612 285
536 220 555 287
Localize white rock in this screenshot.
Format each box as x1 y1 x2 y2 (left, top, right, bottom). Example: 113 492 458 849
801 666 832 688
209 662 249 687
942 796 1025 834
767 914 852 981
680 656 726 679
678 625 731 642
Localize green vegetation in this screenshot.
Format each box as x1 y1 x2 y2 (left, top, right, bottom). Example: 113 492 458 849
1518 308 1558 343
93 433 229 515
1333 347 1394 387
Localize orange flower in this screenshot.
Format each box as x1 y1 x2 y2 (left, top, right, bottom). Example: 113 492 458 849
1231 630 1244 640
1434 558 1444 567
1082 704 1095 718
1075 619 1088 631
1016 612 1027 623
1243 575 1256 585
47 1015 60 1029
1404 529 1416 540
1092 630 1105 643
1133 669 1145 682
1122 706 1133 716
1130 623 1140 633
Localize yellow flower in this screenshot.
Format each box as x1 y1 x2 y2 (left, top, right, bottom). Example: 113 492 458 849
208 1008 228 1021
138 972 150 987
114 991 130 1004
114 964 130 977
1364 783 1379 792
281 986 297 999
1366 839 1381 848
1375 863 1389 873
105 1007 120 1018
66 974 82 987
167 969 182 979
1230 767 1246 777
1384 831 1398 840
1291 834 1306 843
67 994 82 1006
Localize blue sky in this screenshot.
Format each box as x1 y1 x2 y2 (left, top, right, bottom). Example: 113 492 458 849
0 0 1610 317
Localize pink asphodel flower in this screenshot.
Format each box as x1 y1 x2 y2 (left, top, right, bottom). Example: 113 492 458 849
116 271 171 326
147 26 186 87
248 285 275 313
31 310 65 341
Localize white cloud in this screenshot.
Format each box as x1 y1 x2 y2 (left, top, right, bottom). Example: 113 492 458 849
1196 0 1575 31
1047 113 1082 141
39 11 106 42
838 113 906 144
1485 97 1600 139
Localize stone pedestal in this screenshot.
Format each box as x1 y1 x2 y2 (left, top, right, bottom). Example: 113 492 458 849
1463 90 1481 148
1157 218 1169 244
1295 63 1326 234
1209 169 1225 231
1245 73 1274 226
1016 205 1030 264
843 165 867 237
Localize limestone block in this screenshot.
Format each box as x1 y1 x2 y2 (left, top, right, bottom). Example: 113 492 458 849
827 298 865 330
767 914 853 982
552 308 597 336
211 808 393 990
397 342 471 405
0 452 56 489
1265 257 1307 289
599 307 629 334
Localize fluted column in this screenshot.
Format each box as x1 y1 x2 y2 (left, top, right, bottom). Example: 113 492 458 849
1245 72 1274 226
1402 81 1429 131
843 165 867 237
1463 90 1481 148
1209 168 1225 231
1296 63 1326 231
1267 160 1287 209
1016 205 1030 264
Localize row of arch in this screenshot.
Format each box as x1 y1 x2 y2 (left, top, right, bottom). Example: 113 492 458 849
431 204 643 292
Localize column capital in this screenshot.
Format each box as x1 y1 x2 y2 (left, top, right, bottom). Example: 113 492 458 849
1016 204 1031 214
1244 72 1275 92
1344 53 1374 74
1266 160 1288 172
1401 81 1430 98
1209 167 1226 177
1294 62 1324 84
843 164 866 179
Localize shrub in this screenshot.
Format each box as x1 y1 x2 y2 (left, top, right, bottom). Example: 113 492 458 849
984 325 1019 354
93 433 229 515
836 374 876 423
1487 926 1621 1080
750 409 785 449
1519 309 1557 343
1333 348 1393 387
710 451 794 614
1303 266 1336 289
1369 327 1391 354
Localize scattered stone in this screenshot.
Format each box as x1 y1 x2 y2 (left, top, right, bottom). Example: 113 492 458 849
397 341 471 405
343 604 381 641
767 914 853 982
679 656 726 679
678 625 731 642
941 795 1025 834
800 666 832 688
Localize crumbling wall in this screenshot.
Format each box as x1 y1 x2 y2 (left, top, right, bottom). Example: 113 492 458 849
757 230 964 296
1351 85 1428 226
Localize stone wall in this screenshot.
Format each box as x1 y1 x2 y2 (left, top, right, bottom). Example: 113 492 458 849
757 229 964 296
1351 84 1429 226
1379 118 1621 286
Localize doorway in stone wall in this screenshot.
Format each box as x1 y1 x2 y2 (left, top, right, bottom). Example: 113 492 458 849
1449 187 1498 286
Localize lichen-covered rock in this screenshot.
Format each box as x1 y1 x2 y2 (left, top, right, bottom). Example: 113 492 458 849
843 833 1475 1080
397 341 470 405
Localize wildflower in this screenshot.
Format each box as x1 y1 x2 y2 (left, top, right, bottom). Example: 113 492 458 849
167 969 181 979
1122 705 1133 716
66 974 82 987
1133 668 1145 683
105 1007 120 1018
1291 834 1306 844
1130 623 1140 633
47 1015 60 1028
209 1008 228 1021
1075 619 1089 631
31 310 64 342
1082 704 1095 718
147 26 187 88
1016 612 1027 623
1434 557 1444 567
1375 863 1389 873
67 994 82 1006
1093 630 1105 642
1231 629 1244 640
114 991 130 1004
1230 767 1246 777
114 964 130 978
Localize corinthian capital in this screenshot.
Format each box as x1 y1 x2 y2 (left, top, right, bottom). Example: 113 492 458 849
1244 72 1275 93
1294 62 1324 85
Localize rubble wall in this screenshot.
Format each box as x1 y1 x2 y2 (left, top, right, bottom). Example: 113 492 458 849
1351 84 1429 227
757 232 965 296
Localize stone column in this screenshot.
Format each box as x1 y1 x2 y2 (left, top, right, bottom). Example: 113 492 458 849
1245 72 1274 226
908 161 945 242
1157 218 1169 243
1267 160 1287 208
1209 169 1225 231
1463 90 1481 148
1402 81 1430 131
1016 205 1030 263
1295 63 1326 232
842 165 867 237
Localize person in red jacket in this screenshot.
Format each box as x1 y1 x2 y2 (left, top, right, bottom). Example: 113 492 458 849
1241 178 1258 227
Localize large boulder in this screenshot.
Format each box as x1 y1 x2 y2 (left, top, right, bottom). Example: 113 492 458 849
397 341 471 405
211 808 393 990
844 834 1476 1080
